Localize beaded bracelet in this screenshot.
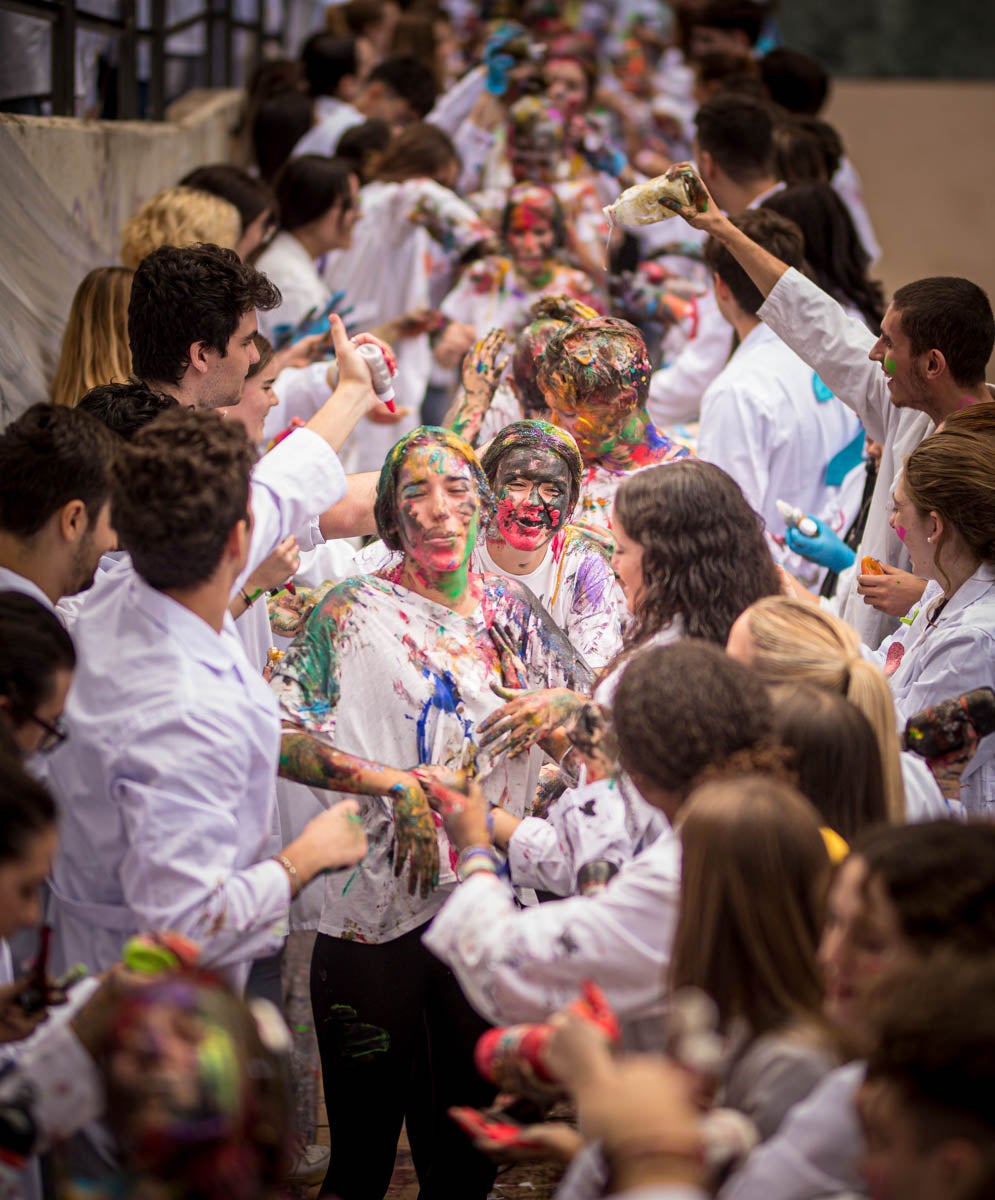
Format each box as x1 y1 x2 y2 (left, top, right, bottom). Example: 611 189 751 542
457 844 499 881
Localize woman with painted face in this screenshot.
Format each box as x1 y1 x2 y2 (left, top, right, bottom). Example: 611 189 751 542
476 460 781 897
271 426 587 1200
478 421 623 671
438 183 605 359
717 820 995 1200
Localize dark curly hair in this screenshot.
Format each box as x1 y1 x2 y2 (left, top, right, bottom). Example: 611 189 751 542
374 426 494 552
129 243 281 386
613 459 780 647
77 379 179 441
111 407 257 591
612 640 777 798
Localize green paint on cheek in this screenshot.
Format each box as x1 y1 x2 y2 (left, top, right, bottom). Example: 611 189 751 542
884 356 897 377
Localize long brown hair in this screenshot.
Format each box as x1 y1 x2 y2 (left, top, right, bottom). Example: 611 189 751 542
670 775 830 1038
51 267 134 408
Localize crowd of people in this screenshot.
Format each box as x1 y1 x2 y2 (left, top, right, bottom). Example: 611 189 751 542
0 2 993 1199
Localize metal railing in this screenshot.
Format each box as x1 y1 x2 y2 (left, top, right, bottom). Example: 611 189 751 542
0 0 265 120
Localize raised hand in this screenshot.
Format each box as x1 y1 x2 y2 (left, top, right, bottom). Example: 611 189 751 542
489 620 530 690
461 328 509 399
562 702 619 782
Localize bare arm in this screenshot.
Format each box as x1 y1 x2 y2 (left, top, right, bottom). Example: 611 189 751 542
304 315 397 453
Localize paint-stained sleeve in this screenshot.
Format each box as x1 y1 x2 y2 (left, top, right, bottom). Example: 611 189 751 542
499 579 592 694
270 584 351 736
564 543 624 671
507 777 633 895
423 831 681 1025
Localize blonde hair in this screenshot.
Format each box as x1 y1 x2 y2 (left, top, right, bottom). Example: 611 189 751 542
742 596 906 822
51 266 134 408
670 775 830 1037
119 187 241 270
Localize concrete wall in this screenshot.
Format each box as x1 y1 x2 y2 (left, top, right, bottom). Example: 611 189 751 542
0 89 242 421
826 80 995 313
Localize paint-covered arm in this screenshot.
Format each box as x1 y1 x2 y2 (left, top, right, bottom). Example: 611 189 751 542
507 776 634 895
423 828 681 1026
443 328 509 446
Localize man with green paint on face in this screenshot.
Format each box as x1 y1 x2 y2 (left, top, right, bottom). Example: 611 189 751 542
270 425 587 1200
665 166 995 648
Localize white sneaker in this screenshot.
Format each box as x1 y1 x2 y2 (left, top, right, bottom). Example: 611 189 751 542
288 1142 331 1185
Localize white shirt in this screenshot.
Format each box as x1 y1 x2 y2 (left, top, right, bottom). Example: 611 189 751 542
758 267 934 648
423 824 682 1029
477 527 624 671
697 321 861 554
255 231 330 346
291 95 363 158
272 572 587 943
647 287 734 428
881 564 995 816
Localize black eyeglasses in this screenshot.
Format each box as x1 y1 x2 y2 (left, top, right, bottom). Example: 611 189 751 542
25 712 68 755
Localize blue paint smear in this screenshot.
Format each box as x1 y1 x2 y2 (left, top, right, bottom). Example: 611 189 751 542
415 665 473 764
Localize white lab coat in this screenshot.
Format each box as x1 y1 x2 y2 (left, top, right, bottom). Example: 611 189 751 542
882 564 995 816
292 95 363 159
697 321 861 549
423 824 681 1032
46 428 348 992
255 231 330 345
758 267 933 648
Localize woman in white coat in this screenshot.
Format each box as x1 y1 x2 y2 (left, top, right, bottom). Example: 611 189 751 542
255 155 359 347
877 406 995 815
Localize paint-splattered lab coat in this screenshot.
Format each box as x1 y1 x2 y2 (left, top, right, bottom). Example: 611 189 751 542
272 572 588 944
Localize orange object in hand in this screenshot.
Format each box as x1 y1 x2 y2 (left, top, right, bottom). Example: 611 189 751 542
861 556 884 575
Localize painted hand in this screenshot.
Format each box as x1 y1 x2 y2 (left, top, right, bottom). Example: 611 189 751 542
531 763 568 820
411 767 490 851
0 980 51 1042
267 581 334 639
390 781 440 899
461 328 509 398
246 535 300 595
489 620 530 690
856 563 927 617
658 162 719 230
785 520 856 573
563 702 619 782
479 687 586 759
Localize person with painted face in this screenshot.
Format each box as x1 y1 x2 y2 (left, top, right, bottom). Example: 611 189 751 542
271 426 587 1200
438 183 604 360
464 96 610 285
537 314 690 542
479 421 623 671
666 165 995 649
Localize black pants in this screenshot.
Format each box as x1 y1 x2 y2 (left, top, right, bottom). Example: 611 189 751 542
311 925 498 1200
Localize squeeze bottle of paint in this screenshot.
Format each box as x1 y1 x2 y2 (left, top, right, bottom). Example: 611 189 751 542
902 687 995 759
776 499 819 538
474 980 620 1095
356 343 397 413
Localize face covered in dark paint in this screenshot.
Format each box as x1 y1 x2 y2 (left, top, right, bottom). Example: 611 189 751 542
492 446 571 553
395 443 480 579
